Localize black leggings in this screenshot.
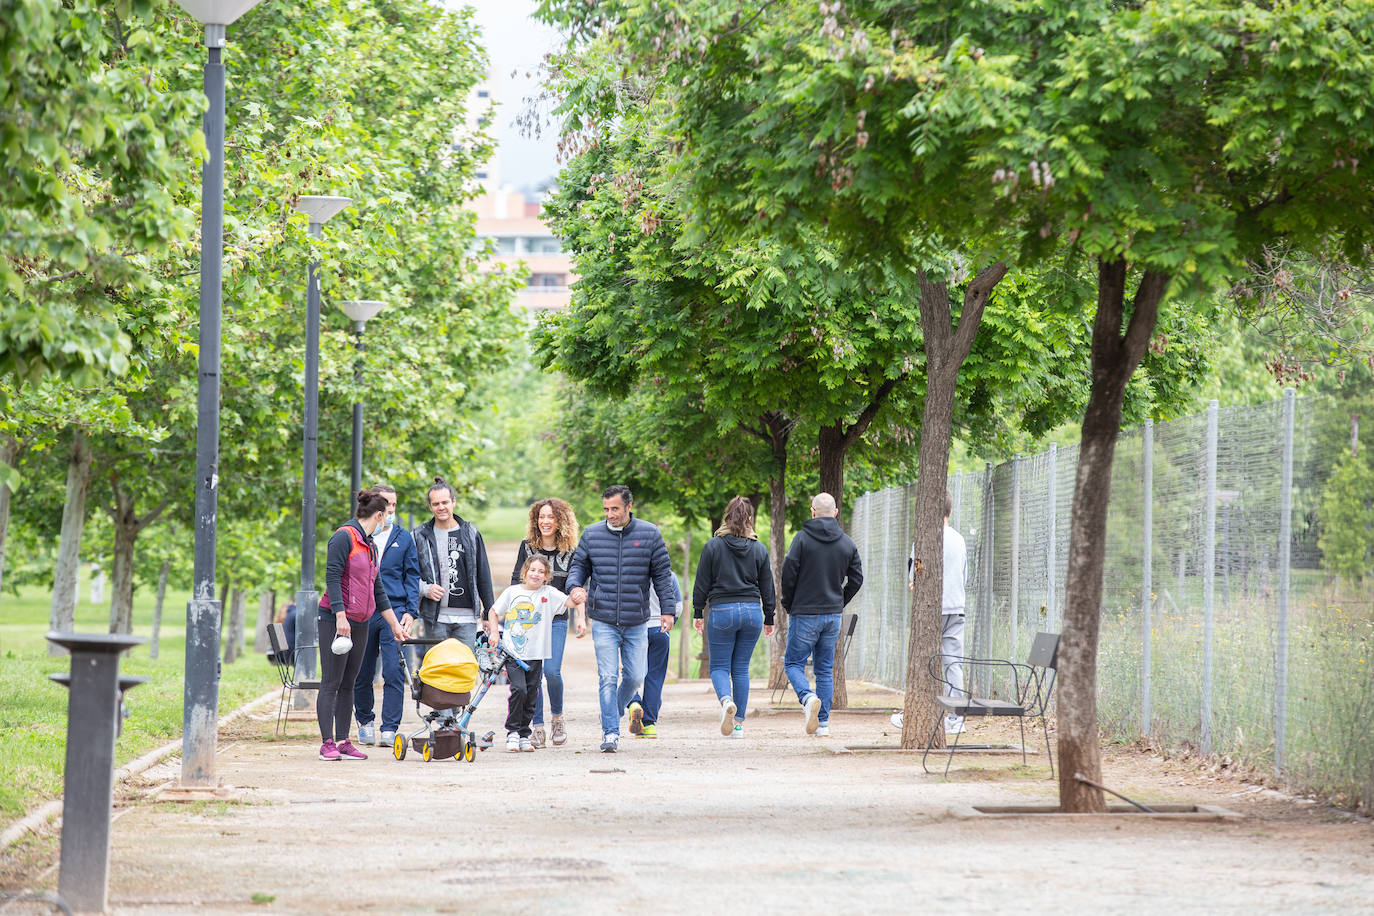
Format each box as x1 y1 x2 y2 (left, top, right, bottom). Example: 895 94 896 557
504 659 544 738
317 616 369 742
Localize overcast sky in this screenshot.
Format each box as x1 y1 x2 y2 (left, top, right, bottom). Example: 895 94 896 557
450 0 564 191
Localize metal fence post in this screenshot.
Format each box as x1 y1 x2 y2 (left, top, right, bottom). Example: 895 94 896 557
1047 443 1058 631
1275 389 1296 775
1141 419 1153 736
1202 400 1219 754
1009 456 1021 660
978 464 995 694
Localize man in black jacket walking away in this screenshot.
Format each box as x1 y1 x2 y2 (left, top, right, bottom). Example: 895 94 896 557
780 492 864 738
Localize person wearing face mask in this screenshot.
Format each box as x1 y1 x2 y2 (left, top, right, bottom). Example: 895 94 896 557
352 484 420 749
317 489 410 761
510 497 581 748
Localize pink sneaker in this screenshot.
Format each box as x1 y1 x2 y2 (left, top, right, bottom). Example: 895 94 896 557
336 740 367 760
319 739 341 761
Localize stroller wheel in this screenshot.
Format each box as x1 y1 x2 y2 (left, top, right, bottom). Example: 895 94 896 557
422 739 434 762
464 740 476 762
393 733 407 761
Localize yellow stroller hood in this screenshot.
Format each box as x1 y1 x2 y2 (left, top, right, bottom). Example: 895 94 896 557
419 638 479 695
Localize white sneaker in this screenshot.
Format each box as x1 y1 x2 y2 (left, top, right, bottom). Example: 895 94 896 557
729 724 744 739
720 697 737 736
815 725 830 738
506 731 520 752
600 732 619 753
946 717 966 735
889 712 903 729
380 730 395 749
357 723 376 746
519 736 534 752
802 694 821 735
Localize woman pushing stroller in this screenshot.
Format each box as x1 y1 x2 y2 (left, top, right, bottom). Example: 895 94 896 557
317 489 411 761
486 554 586 752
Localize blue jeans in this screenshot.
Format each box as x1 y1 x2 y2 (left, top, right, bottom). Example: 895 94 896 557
785 613 841 725
352 610 404 732
630 625 671 725
591 620 648 736
532 616 569 726
426 619 477 649
707 602 763 721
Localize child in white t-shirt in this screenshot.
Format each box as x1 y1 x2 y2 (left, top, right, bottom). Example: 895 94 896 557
486 555 582 752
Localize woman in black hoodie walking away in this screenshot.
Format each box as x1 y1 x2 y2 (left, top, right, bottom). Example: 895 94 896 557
693 496 776 738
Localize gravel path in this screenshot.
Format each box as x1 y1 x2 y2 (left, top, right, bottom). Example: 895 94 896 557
4 611 1373 914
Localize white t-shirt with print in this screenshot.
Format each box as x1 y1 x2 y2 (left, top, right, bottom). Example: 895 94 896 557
490 584 568 661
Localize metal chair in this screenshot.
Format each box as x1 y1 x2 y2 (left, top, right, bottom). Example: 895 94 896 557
267 622 319 736
922 630 1059 777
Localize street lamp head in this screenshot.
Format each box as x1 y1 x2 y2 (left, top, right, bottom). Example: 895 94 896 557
336 300 386 327
172 0 264 46
295 196 352 226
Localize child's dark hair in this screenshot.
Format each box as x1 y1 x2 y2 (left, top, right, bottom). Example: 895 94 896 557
520 554 552 581
355 489 389 519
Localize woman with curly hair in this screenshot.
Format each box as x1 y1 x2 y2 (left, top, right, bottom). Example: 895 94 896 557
509 497 580 746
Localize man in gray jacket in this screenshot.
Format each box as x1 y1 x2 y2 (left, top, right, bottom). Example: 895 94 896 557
780 492 864 737
566 485 678 753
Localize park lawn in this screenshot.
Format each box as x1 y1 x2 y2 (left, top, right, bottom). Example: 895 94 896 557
0 583 277 831
466 505 531 542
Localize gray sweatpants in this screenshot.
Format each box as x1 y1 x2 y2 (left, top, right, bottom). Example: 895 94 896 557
941 613 966 704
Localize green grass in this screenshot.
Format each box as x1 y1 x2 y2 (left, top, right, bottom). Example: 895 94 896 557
0 578 277 831
466 504 532 542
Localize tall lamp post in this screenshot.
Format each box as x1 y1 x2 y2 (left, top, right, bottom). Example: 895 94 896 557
291 197 351 686
336 300 386 496
171 0 262 795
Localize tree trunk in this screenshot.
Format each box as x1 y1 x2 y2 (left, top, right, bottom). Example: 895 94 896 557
1057 260 1167 812
107 481 167 635
696 604 712 679
677 535 691 679
49 430 93 654
824 419 850 708
224 587 246 664
150 558 170 659
818 422 847 514
900 263 1007 749
0 436 19 598
108 513 137 634
254 589 274 653
820 378 902 710
762 413 792 690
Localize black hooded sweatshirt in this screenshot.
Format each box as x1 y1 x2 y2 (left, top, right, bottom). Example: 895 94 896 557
780 516 864 614
692 534 778 625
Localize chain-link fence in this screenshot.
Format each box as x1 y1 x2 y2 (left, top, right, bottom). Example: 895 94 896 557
847 391 1374 809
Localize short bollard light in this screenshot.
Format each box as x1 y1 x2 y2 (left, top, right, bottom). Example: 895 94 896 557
46 632 147 915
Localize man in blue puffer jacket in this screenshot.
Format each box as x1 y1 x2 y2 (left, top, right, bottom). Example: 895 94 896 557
566 484 678 753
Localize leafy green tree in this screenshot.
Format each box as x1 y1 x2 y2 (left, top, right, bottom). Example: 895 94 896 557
0 0 204 382
1318 451 1374 586
2 0 519 645
538 0 1374 810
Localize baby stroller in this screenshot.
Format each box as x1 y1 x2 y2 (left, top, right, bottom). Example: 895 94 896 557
393 632 529 763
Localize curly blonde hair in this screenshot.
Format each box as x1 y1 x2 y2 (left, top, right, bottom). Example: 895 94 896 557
525 498 579 554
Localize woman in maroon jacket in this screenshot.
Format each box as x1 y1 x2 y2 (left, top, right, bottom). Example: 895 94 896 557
317 489 409 760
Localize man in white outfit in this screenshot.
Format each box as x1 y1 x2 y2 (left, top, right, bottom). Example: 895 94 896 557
892 490 968 734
